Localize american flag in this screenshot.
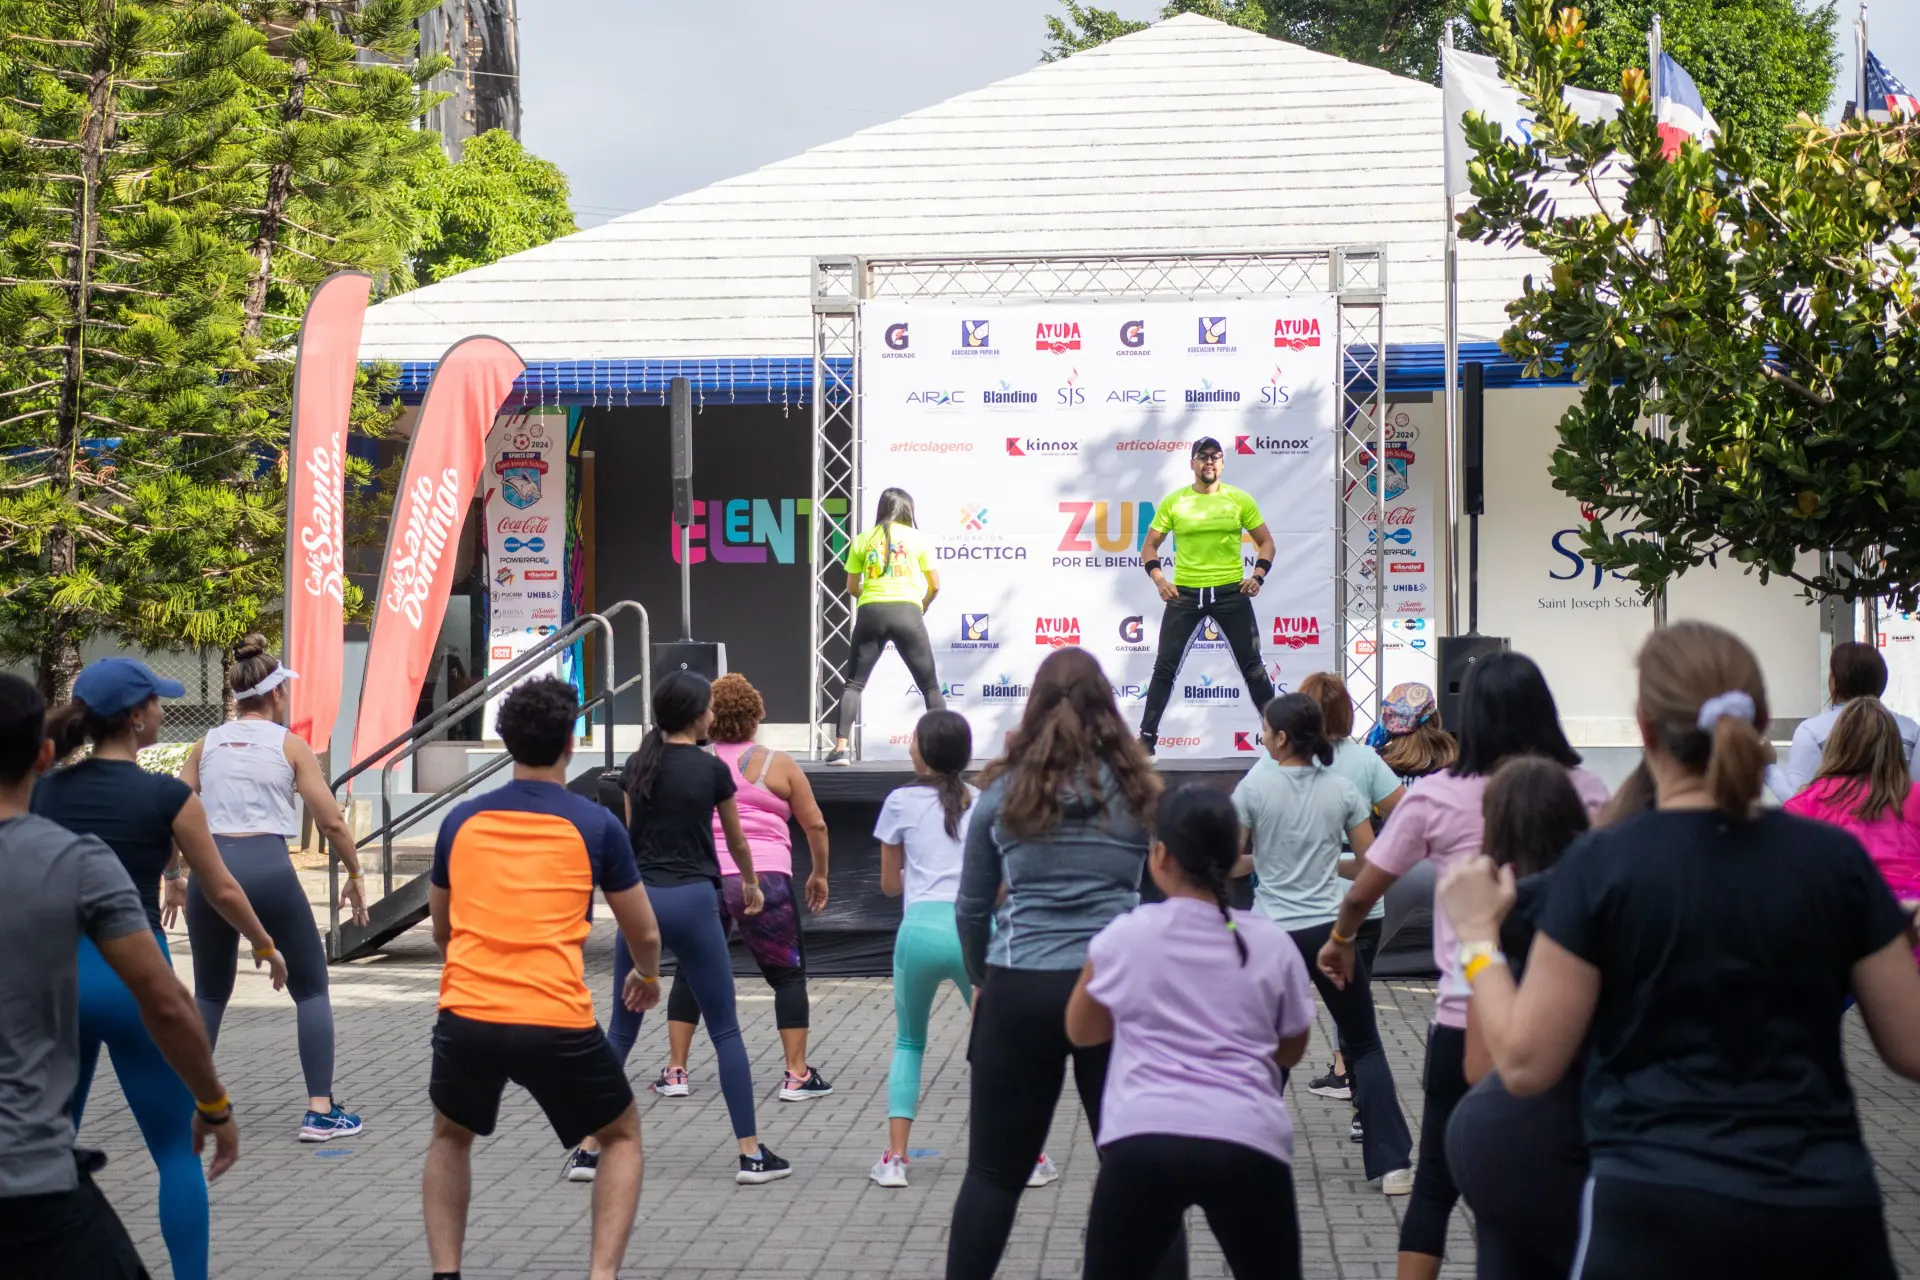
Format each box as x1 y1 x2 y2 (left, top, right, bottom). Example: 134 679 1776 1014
1866 50 1920 119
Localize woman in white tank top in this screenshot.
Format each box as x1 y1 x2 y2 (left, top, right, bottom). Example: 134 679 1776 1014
181 634 368 1142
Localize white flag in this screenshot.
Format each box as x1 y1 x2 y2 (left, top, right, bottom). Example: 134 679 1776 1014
1443 46 1623 196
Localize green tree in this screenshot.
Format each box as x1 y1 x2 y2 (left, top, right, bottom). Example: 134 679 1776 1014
1043 1 1148 61
410 128 576 285
1043 0 1459 81
1457 0 1920 606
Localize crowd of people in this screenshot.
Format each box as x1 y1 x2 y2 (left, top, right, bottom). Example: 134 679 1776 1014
8 609 1920 1278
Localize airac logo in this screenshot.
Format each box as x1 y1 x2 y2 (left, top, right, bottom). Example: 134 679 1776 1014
1035 616 1082 647
1058 500 1155 552
1034 321 1082 353
907 682 966 702
905 389 964 406
1273 616 1322 649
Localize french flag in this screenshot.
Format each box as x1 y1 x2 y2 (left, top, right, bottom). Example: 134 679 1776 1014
1656 52 1718 160
1866 50 1920 120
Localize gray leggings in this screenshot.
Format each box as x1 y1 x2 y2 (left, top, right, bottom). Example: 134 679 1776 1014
186 833 333 1099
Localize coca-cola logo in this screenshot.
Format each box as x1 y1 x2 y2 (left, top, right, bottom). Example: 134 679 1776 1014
384 467 464 630
1360 505 1418 527
297 435 345 604
496 514 550 536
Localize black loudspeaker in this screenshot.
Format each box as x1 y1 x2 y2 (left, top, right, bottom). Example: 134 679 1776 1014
1436 633 1509 730
669 377 694 529
1462 361 1486 517
653 641 727 689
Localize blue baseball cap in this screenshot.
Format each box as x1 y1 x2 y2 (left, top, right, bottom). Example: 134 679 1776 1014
72 658 186 717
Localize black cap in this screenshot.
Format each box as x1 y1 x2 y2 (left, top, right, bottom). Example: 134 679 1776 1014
1191 436 1223 458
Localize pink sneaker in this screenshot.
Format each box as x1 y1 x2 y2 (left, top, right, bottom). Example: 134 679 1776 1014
651 1066 690 1097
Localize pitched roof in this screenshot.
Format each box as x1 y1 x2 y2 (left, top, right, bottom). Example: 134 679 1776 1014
360 13 1537 365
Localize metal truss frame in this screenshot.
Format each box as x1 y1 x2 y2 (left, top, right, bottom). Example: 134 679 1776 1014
808 249 1389 758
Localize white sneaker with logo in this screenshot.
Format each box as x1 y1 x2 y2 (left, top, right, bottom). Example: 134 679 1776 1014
1028 1154 1061 1188
870 1151 909 1188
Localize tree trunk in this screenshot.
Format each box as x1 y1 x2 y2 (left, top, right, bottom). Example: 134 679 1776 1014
243 0 318 339
43 8 119 702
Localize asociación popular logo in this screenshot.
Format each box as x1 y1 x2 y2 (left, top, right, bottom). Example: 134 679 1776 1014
955 613 999 651
954 319 997 356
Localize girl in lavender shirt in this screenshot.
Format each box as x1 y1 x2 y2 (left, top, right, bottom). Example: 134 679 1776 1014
1067 785 1315 1280
1316 652 1608 1280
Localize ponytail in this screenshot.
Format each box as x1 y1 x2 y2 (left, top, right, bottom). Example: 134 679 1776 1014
912 710 974 840
1704 712 1768 821
622 670 713 813
46 697 131 761
622 726 669 810
1636 622 1770 822
1154 784 1248 966
1262 693 1334 766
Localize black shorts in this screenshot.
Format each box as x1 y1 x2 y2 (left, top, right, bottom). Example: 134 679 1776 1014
430 1010 634 1148
1 1160 150 1279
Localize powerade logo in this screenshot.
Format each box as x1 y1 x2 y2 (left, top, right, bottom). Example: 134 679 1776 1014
1035 616 1082 647
1118 319 1148 354
1185 379 1241 406
1273 317 1323 350
1034 321 1082 353
905 389 965 406
956 613 998 651
981 675 1032 701
955 320 996 355
1116 615 1151 652
1273 617 1322 649
982 381 1039 407
1006 437 1079 457
1184 674 1240 702
883 322 912 357
1234 435 1311 455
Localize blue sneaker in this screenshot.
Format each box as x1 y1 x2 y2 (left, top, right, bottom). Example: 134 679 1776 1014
299 1101 363 1143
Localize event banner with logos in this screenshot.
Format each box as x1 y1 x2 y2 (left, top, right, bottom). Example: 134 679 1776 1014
856 298 1339 761
484 408 570 735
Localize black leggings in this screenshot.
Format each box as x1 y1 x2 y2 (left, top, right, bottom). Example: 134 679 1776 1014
1287 921 1411 1179
1573 1175 1896 1279
1446 1072 1587 1280
1400 1024 1468 1258
1139 587 1274 740
1082 1136 1298 1280
945 966 1187 1280
837 601 942 741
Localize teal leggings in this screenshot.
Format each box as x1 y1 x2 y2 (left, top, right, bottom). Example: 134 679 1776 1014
889 900 972 1120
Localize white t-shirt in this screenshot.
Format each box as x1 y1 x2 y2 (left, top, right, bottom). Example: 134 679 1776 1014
874 782 979 908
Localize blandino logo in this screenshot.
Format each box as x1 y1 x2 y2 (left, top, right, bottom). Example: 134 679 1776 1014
1034 321 1082 353
981 674 1033 701
982 380 1039 407
1184 674 1240 702
1273 617 1322 649
1273 316 1323 350
1035 616 1082 647
1185 379 1241 406
1119 319 1147 352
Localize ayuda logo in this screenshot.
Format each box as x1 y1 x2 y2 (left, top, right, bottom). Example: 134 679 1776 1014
1273 617 1322 649
1273 317 1323 350
1035 616 1082 647
884 322 910 352
1034 321 1082 353
1119 319 1147 351
1058 501 1155 552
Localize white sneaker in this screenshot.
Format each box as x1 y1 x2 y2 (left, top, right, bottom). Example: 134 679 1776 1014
1028 1153 1061 1188
1382 1167 1415 1196
870 1151 909 1188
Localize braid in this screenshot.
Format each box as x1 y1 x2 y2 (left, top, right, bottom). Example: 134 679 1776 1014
1206 859 1249 966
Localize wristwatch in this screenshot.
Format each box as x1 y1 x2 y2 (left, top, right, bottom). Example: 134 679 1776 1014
1455 939 1507 985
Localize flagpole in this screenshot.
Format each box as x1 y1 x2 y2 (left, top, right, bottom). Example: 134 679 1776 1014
1859 3 1870 116
1648 14 1668 628
1441 22 1461 637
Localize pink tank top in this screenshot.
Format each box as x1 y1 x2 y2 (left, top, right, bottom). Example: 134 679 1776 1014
709 741 794 877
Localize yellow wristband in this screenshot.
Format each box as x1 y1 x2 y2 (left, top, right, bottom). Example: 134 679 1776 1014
251 945 275 960
346 871 362 881
1463 952 1507 985
1330 927 1356 946
195 1093 231 1116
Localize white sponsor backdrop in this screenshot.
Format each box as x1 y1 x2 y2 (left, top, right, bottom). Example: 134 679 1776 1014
857 298 1340 760
484 408 569 736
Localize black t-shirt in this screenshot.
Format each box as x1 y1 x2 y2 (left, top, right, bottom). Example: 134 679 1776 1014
625 744 736 889
1501 869 1556 980
33 758 192 932
1539 808 1910 1206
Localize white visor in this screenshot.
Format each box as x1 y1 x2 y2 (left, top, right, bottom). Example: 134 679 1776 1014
235 664 299 702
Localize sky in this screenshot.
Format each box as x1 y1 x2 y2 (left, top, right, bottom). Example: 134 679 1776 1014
520 1 1920 229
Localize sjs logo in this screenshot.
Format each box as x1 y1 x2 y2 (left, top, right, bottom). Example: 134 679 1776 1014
1057 369 1085 407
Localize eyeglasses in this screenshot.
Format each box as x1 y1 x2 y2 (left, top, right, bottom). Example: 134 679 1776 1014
1194 453 1223 463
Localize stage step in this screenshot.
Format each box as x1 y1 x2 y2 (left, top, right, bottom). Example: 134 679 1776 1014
327 872 431 962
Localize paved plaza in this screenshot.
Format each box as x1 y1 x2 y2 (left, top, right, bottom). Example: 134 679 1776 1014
83 899 1920 1279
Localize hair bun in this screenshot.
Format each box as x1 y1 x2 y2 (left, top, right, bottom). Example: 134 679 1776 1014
233 632 269 662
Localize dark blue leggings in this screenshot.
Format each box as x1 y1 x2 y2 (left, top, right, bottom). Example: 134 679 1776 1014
610 880 758 1140
72 932 208 1280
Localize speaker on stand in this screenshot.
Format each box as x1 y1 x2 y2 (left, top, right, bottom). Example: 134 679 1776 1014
1436 361 1508 728
655 376 726 691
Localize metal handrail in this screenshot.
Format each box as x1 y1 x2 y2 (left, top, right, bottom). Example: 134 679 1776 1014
324 601 651 939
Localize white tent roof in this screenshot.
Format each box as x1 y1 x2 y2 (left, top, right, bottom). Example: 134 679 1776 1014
360 13 1538 365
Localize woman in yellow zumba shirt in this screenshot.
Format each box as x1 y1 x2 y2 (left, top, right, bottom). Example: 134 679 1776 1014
827 488 944 765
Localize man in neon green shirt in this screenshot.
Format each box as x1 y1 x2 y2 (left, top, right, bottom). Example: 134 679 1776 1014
1136 437 1278 754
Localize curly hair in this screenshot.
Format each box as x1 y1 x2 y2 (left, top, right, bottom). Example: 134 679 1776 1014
708 673 765 744
496 678 580 768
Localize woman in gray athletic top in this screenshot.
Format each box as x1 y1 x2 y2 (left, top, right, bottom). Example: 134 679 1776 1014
183 634 366 1142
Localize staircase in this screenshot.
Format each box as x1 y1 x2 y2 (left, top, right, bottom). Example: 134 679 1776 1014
324 601 651 961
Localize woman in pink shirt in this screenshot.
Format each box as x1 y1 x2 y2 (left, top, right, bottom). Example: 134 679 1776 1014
655 674 834 1102
1317 652 1608 1280
1787 697 1920 962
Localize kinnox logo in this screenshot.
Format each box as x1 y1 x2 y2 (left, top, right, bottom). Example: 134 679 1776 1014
1035 616 1082 647
905 390 965 406
1185 379 1241 406
671 496 850 565
983 380 1039 407
1233 731 1259 752
1118 319 1148 353
1273 316 1323 350
1273 616 1323 649
1116 615 1151 652
1007 437 1079 458
1234 435 1311 456
908 682 965 702
980 675 1033 702
503 535 545 554
1034 321 1082 353
1058 501 1154 553
1184 674 1240 702
956 319 996 354
883 322 912 355
1260 368 1293 407
956 613 998 651
1105 388 1167 407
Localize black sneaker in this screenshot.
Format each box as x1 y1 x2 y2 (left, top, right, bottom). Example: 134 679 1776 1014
737 1144 794 1185
564 1146 598 1182
824 747 851 767
1307 1063 1352 1100
779 1065 835 1101
1139 733 1157 758
1350 1117 1365 1144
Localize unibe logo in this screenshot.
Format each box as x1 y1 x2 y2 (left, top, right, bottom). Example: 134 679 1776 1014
884 322 910 351
1034 617 1082 647
1034 321 1082 353
1058 500 1154 552
1273 317 1323 350
1120 319 1146 349
1273 617 1323 649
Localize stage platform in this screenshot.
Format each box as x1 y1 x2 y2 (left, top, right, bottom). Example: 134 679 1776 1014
796 756 1250 801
